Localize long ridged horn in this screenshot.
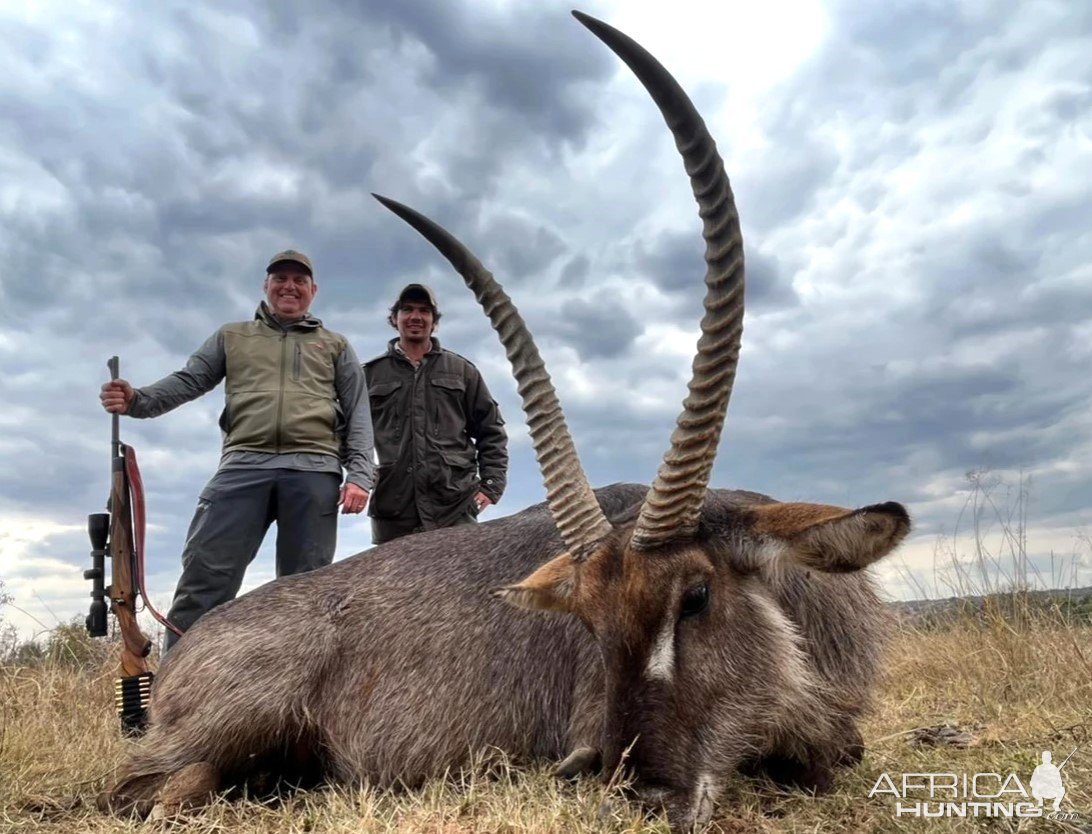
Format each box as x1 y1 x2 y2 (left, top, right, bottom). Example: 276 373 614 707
573 11 745 550
372 194 614 558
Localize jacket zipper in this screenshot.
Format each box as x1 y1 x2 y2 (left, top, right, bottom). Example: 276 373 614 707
293 342 302 381
275 332 287 451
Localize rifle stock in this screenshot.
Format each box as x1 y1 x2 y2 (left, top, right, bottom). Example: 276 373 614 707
108 448 152 675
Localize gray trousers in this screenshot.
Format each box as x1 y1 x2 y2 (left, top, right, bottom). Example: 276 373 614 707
164 467 341 650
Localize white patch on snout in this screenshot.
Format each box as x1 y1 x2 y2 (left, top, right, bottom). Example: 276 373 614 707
645 613 675 681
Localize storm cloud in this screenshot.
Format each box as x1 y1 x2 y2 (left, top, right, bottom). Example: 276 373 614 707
1 0 1090 639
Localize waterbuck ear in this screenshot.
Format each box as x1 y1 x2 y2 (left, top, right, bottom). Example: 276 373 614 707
751 501 911 572
491 552 576 613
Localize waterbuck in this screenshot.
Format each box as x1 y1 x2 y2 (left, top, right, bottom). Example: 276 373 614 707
102 11 910 831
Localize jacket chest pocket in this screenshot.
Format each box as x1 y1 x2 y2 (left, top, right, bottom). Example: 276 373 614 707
294 340 336 387
429 374 466 434
368 379 405 439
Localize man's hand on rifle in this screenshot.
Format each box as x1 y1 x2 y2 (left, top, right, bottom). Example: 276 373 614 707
339 482 370 515
100 379 135 414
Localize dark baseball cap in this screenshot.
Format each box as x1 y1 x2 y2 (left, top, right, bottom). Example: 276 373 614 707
395 283 439 311
267 249 313 276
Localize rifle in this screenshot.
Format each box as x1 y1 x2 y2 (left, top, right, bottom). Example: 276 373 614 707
1058 746 1079 770
84 356 154 734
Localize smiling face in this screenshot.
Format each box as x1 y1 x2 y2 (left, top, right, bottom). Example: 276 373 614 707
264 265 317 321
393 299 436 345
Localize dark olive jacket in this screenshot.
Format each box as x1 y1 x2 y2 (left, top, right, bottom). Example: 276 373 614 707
363 338 507 530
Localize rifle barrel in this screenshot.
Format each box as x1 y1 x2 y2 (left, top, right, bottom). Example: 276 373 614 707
108 356 120 459
1058 745 1079 769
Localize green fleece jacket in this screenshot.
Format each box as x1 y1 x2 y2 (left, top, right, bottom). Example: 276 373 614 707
127 303 375 489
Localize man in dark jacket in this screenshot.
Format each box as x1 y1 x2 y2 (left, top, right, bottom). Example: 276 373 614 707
364 284 508 544
99 250 374 649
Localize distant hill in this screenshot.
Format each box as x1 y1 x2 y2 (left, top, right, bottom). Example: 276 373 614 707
891 586 1092 627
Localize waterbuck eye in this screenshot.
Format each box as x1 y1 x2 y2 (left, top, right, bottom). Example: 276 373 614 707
680 582 709 619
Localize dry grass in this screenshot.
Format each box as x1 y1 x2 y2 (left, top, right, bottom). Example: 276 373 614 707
2 610 1089 834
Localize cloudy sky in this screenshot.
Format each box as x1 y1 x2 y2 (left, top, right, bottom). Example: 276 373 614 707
1 0 1090 642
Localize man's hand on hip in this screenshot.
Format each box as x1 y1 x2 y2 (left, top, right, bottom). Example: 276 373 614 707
340 483 370 515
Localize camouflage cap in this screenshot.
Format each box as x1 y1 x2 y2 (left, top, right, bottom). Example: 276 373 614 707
267 249 313 276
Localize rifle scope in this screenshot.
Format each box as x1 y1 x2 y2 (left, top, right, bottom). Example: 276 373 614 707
85 512 108 637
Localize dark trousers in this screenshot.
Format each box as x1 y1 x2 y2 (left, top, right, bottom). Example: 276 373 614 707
371 504 476 545
164 467 340 650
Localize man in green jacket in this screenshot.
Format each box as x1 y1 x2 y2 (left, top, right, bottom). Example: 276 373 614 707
99 250 374 649
364 284 508 544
